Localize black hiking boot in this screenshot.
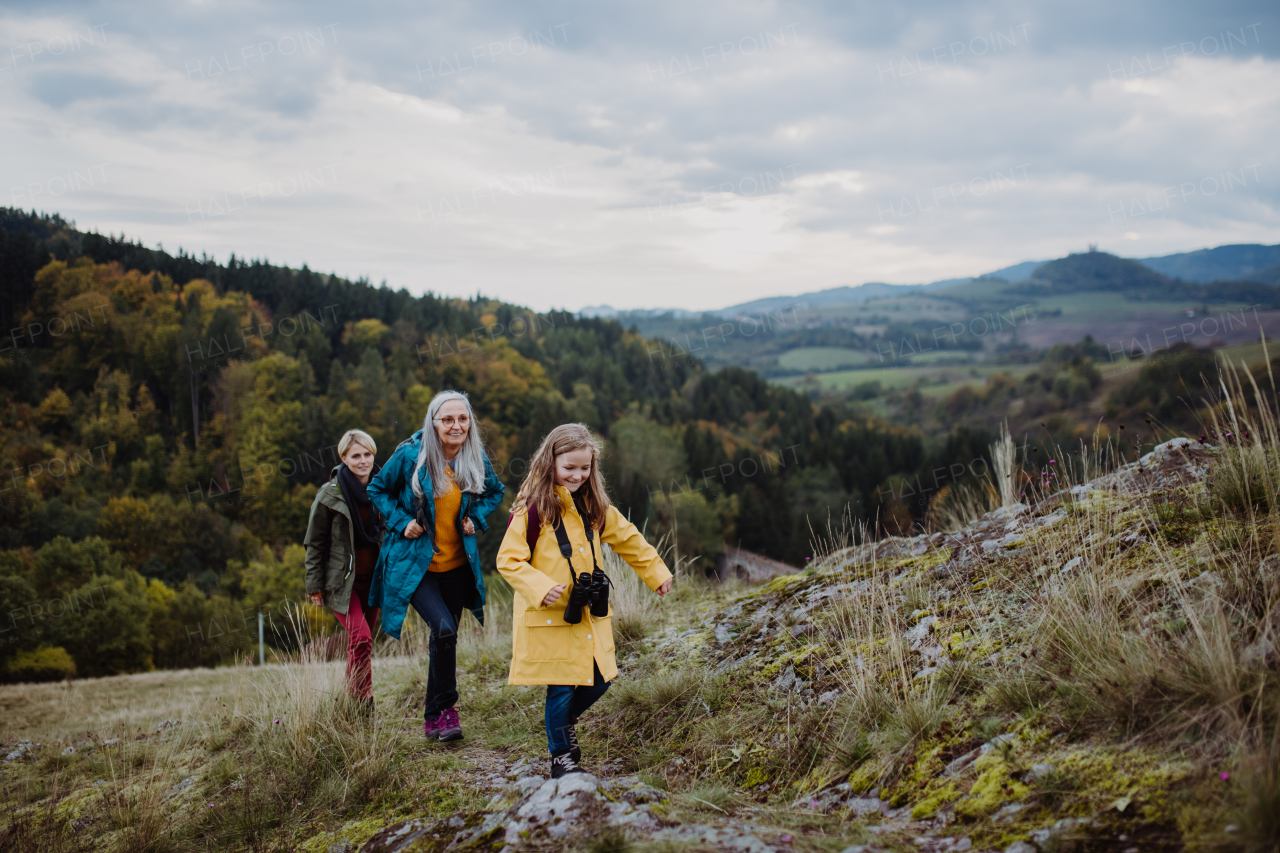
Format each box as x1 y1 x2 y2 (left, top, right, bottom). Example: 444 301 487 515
550 751 586 779
567 716 581 763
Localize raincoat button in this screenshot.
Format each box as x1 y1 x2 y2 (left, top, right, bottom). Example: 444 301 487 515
587 634 592 639
546 619 552 625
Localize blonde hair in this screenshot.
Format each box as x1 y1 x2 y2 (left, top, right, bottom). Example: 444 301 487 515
338 429 377 459
412 391 487 498
514 423 612 531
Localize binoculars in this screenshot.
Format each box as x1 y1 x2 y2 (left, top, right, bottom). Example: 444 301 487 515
564 568 610 623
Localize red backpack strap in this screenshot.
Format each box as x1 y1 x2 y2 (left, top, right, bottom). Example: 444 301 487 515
508 503 542 557
526 503 541 554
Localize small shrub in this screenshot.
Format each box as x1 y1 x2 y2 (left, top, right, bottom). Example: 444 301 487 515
1232 746 1280 853
615 612 653 646
1209 446 1279 516
936 658 988 697
987 669 1052 715
587 826 634 853
684 782 739 812
1030 765 1081 808
973 717 1004 742
3 646 76 683
886 688 951 751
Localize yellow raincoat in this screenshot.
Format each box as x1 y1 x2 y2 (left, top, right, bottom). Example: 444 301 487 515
497 486 672 686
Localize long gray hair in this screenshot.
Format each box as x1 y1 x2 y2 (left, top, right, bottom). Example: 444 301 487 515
411 390 487 499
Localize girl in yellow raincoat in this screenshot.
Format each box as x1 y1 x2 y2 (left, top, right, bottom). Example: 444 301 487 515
497 423 672 779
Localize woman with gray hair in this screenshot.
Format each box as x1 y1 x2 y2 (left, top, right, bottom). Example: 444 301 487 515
368 391 505 742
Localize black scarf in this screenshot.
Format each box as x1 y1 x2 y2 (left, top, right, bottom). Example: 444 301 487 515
337 464 383 547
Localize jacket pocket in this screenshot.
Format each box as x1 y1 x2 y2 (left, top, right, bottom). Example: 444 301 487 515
524 609 572 662
592 614 615 653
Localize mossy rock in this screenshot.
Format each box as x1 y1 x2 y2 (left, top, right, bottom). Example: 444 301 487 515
953 752 1031 819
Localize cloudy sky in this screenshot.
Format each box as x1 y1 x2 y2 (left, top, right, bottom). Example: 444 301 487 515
2 1 1278 311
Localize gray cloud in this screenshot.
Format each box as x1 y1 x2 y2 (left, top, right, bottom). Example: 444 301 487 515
1 0 1277 310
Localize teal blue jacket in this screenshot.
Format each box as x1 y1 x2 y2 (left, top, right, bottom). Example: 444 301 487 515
366 431 505 639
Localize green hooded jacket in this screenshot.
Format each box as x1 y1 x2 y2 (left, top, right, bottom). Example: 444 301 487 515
303 466 381 615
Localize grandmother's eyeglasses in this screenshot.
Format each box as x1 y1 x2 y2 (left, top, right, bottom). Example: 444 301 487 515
435 415 471 428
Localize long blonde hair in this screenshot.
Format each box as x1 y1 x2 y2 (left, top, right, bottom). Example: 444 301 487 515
514 423 612 531
411 391 487 498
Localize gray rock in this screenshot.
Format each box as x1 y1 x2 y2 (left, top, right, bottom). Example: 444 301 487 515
5 741 34 762
981 733 1016 754
1026 763 1056 781
1027 818 1087 847
904 616 939 642
652 823 775 853
92 780 107 787
1004 842 1036 853
506 774 601 843
994 803 1027 823
515 775 544 794
61 746 76 755
773 665 800 692
845 797 886 816
1241 636 1275 667
988 503 1029 520
943 749 979 777
165 776 195 798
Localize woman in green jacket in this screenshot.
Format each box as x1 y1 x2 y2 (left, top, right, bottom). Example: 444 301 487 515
304 429 384 706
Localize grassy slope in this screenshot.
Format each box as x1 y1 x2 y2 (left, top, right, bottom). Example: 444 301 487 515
3 433 1277 852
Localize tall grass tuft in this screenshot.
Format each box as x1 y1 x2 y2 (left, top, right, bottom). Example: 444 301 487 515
992 421 1021 507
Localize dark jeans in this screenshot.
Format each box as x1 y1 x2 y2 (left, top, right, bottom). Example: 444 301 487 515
545 661 611 756
409 567 476 719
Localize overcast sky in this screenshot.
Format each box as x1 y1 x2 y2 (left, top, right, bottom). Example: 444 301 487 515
3 1 1278 311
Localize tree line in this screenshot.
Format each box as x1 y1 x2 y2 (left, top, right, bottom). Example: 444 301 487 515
0 208 995 680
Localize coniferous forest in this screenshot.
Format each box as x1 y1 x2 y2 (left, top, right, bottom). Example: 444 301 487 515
0 209 986 680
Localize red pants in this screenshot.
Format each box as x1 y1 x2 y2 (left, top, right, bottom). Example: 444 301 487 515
334 593 379 701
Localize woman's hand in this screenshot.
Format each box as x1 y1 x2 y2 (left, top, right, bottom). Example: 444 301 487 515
404 520 424 539
542 584 567 607
656 579 672 598
308 592 325 607
462 518 475 536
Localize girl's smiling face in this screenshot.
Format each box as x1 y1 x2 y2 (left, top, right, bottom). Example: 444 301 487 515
554 447 593 492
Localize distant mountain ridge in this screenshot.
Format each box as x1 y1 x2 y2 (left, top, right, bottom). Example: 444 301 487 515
1137 243 1280 282
1007 250 1280 305
583 242 1280 318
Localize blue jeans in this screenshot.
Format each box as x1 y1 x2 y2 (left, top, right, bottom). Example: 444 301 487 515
409 567 476 718
545 661 611 756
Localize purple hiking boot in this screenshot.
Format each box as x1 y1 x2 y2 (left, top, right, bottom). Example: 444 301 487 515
424 712 440 739
437 706 463 742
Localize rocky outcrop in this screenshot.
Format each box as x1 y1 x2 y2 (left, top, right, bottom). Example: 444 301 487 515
357 773 790 853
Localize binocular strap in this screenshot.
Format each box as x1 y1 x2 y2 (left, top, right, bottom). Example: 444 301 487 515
552 517 603 575
552 518 610 600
